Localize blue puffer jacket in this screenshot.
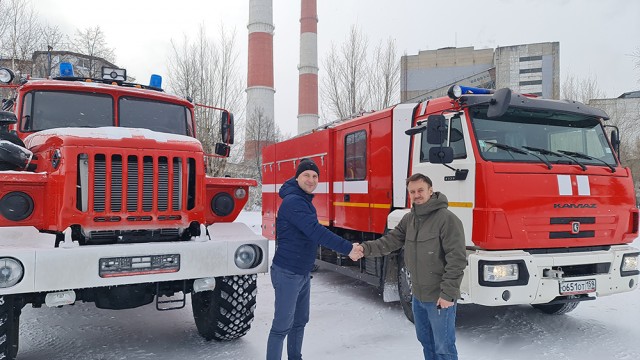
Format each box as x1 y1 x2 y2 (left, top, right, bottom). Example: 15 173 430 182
272 177 353 275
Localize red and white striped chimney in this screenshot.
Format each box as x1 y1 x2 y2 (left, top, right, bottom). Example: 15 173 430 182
297 0 319 134
246 0 275 160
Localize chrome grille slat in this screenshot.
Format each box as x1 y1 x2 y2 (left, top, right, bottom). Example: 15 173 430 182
173 158 182 210
94 155 106 212
111 155 122 212
142 156 154 211
127 156 139 212
158 157 169 211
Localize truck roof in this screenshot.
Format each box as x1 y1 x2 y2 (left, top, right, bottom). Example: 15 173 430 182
17 78 192 107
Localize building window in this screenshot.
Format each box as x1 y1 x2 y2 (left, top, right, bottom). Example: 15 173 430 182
520 80 543 86
520 68 542 74
345 130 366 180
519 55 543 62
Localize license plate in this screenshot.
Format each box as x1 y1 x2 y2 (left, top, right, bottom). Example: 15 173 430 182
99 254 180 278
559 279 596 295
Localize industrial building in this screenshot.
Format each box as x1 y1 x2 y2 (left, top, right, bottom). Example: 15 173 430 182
401 42 560 102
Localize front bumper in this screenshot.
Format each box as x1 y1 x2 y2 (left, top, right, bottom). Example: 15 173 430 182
461 244 639 306
0 222 268 295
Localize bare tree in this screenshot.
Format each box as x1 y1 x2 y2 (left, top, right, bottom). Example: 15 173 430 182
368 37 400 110
0 0 40 75
240 106 281 209
561 72 604 103
0 0 8 41
70 26 115 78
632 47 640 84
321 25 369 121
167 24 245 177
321 25 400 122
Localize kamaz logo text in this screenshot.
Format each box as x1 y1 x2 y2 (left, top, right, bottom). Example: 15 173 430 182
553 204 597 209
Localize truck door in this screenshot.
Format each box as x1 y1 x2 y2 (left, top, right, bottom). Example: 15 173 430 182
334 125 371 232
411 113 476 244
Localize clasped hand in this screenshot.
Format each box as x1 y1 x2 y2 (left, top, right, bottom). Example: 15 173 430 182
348 243 364 261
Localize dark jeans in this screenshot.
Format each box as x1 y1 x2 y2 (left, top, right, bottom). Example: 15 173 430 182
266 264 311 360
412 297 458 360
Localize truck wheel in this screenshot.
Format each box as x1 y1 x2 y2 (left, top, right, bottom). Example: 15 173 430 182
532 298 580 315
0 295 20 360
191 274 257 341
397 249 415 323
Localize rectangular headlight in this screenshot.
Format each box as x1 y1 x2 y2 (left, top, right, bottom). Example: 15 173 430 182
102 67 127 81
484 264 519 282
622 254 638 272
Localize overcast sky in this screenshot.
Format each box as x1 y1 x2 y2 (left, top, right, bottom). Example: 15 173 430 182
36 0 640 136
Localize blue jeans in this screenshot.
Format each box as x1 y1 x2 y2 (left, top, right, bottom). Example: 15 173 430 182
266 264 311 360
412 297 458 360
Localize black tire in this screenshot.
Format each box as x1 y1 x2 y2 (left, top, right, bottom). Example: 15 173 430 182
191 274 257 341
0 295 20 360
532 299 580 315
397 249 415 323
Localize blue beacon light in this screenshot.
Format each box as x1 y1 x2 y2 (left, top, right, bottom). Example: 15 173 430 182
59 62 74 77
149 74 162 88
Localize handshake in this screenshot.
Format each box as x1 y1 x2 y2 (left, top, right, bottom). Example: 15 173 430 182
348 243 365 261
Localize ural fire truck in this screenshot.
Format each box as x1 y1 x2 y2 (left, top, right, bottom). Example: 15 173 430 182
0 64 268 359
262 85 639 321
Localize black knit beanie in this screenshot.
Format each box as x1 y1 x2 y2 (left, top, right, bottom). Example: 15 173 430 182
296 158 320 179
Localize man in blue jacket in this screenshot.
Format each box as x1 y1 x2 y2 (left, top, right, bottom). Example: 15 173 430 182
266 158 362 360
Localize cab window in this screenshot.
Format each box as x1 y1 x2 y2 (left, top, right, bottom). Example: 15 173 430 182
420 115 467 162
345 130 366 180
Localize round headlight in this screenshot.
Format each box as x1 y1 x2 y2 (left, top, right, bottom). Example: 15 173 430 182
234 245 261 270
0 258 24 288
447 85 463 99
234 188 247 199
0 67 15 84
0 191 34 221
211 193 234 217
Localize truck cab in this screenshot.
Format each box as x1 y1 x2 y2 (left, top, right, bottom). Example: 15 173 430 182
0 64 267 359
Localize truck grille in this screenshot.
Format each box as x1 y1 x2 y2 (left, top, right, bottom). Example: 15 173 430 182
77 153 196 217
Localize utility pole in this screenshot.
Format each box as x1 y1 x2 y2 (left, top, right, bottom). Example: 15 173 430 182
47 45 53 77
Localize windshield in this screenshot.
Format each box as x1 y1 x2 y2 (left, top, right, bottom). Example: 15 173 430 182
119 97 190 136
23 91 113 131
21 91 191 136
470 106 617 167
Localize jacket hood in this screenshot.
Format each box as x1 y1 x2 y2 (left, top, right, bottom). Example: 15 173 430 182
279 177 314 201
412 191 448 217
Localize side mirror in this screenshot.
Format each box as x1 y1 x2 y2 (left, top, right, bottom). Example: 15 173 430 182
426 115 447 145
221 111 234 144
428 146 454 164
0 110 17 126
610 128 620 159
214 143 231 157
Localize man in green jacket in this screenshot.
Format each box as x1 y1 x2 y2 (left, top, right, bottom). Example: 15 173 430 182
356 173 467 360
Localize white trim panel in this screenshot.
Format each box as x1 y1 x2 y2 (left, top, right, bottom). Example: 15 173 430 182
392 104 416 207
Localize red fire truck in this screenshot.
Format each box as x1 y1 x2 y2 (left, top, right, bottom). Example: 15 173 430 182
262 85 639 321
0 64 267 359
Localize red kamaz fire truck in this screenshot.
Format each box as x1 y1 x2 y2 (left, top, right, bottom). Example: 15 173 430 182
0 64 267 359
262 85 639 321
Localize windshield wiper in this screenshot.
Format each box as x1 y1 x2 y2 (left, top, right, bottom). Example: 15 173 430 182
522 146 587 171
558 150 615 173
484 141 553 169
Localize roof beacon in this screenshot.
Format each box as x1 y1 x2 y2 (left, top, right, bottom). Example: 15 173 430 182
447 85 493 99
59 62 74 77
149 74 162 89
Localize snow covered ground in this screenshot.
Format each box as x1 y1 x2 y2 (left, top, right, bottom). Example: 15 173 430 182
12 211 640 360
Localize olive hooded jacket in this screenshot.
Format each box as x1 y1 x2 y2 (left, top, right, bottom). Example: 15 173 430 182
361 192 467 302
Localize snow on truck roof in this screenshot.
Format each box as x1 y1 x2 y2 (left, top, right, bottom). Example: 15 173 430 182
25 127 201 144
